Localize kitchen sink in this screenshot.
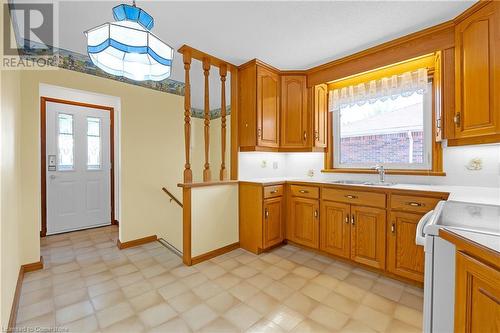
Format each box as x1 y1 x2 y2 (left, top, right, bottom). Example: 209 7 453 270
329 180 396 186
362 182 395 187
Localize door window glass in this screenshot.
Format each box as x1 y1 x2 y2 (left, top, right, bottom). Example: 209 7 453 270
87 117 101 169
58 113 74 170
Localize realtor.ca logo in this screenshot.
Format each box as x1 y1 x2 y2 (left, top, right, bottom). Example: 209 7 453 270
2 2 59 70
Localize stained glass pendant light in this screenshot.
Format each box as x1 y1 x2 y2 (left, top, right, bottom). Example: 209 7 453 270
84 1 173 81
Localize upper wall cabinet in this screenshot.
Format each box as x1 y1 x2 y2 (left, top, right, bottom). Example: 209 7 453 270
239 61 280 150
451 2 500 145
281 75 309 149
313 84 328 148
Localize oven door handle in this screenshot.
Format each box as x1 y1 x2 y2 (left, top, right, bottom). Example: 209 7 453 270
416 210 435 246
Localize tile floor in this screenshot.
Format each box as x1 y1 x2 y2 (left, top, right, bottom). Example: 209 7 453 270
16 225 424 332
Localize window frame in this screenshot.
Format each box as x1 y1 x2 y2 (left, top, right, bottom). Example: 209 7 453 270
56 112 75 171
324 65 445 176
86 116 102 170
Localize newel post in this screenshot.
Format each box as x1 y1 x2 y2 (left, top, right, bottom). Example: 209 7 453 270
203 58 212 182
219 64 227 180
183 51 193 183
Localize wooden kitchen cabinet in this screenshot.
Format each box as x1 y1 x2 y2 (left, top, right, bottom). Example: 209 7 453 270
451 2 500 145
320 201 350 259
350 205 386 270
238 60 280 150
387 211 425 282
263 197 284 249
287 185 320 248
313 84 328 148
281 75 309 148
455 251 500 333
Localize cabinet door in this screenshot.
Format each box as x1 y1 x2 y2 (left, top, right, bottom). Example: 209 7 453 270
387 211 425 282
280 75 308 148
314 84 328 148
350 205 386 269
288 197 319 248
263 197 284 249
257 66 280 147
455 3 499 140
320 201 350 259
455 252 500 333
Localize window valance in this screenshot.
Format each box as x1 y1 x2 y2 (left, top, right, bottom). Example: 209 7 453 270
328 68 429 112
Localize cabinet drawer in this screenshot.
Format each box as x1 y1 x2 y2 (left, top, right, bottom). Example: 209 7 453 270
264 185 284 199
390 195 440 213
322 187 386 208
289 185 319 199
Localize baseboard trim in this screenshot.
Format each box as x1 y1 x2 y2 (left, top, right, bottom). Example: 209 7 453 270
117 235 157 249
8 257 44 330
191 242 240 265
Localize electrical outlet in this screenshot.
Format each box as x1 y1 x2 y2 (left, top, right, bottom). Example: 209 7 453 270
307 169 315 177
273 161 278 169
261 160 267 168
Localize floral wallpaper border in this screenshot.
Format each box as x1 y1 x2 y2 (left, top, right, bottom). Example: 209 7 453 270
18 40 230 119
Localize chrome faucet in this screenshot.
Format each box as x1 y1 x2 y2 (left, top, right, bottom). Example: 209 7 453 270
373 165 385 183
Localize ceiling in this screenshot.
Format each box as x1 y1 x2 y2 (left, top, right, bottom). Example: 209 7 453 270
11 0 476 107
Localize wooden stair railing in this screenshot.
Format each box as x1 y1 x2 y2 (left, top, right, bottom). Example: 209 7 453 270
162 187 183 208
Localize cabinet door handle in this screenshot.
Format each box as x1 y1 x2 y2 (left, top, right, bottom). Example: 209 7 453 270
299 190 309 194
391 223 395 233
454 112 461 126
345 214 350 224
407 202 423 207
351 215 355 225
303 131 307 142
345 195 357 199
314 210 318 218
269 190 278 194
265 208 269 219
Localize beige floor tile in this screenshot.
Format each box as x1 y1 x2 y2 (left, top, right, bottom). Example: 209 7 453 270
140 264 166 278
148 316 191 333
158 281 188 300
352 304 392 332
52 262 81 275
53 278 86 296
167 291 202 313
60 315 99 333
17 299 54 324
229 281 259 301
23 269 52 283
264 281 294 301
399 290 424 311
103 315 145 333
232 265 259 279
262 266 288 280
322 265 351 280
217 258 240 271
281 273 308 290
192 280 224 300
181 303 218 331
266 305 304 330
246 258 270 271
275 259 296 271
199 263 227 279
116 271 144 287
206 291 240 314
301 282 330 302
260 253 282 264
110 264 138 276
371 279 405 302
171 265 198 278
181 272 208 288
345 272 376 290
96 301 134 328
88 279 120 298
52 270 81 284
21 277 52 294
283 292 318 316
247 273 274 290
394 304 423 329
80 262 108 277
122 279 153 298
19 287 52 308
223 303 262 330
361 291 397 315
138 303 176 328
340 319 376 333
246 319 285 333
335 281 367 302
129 290 163 312
54 288 89 309
214 273 241 290
234 253 258 265
312 273 340 289
308 304 349 331
85 271 114 286
323 291 358 315
290 318 331 333
198 317 239 332
56 300 94 325
245 292 280 315
293 266 320 279
386 319 422 333
303 258 328 271
90 289 126 311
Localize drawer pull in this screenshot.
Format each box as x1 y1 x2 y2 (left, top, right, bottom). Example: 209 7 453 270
345 214 350 224
265 209 269 219
269 190 278 194
351 215 355 225
299 190 309 194
314 210 318 218
407 202 423 207
345 195 358 199
391 223 396 233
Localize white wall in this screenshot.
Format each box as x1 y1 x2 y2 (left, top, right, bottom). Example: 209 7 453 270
239 144 500 188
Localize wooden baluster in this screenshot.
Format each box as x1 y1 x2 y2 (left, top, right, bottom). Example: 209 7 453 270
183 51 192 183
219 64 227 180
203 58 211 182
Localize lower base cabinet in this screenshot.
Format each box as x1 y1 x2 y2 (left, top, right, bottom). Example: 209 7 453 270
320 201 350 259
455 251 500 333
263 197 284 249
387 211 425 282
287 196 319 248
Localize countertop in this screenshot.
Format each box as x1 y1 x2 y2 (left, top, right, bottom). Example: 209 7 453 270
239 177 500 206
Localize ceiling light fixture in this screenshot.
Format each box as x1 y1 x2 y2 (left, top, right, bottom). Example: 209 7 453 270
84 1 173 81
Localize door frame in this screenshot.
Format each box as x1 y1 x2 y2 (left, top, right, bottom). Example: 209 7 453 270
40 97 116 237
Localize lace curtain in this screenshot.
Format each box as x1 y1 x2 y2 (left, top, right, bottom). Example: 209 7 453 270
328 68 429 112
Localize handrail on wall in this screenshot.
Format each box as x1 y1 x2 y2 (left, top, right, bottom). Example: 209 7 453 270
162 187 183 208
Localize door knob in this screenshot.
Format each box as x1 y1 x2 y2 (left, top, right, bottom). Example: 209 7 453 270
50 175 56 180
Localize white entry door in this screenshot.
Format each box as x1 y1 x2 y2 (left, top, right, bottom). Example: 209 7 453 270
46 101 111 235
